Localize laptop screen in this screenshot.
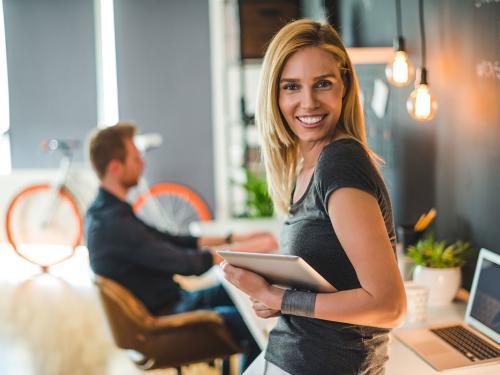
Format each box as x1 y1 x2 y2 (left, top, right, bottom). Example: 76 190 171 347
469 257 500 338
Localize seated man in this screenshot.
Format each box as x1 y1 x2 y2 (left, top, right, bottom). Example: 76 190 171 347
85 123 277 369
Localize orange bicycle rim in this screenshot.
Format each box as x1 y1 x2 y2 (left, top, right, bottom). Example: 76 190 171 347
5 184 83 266
132 182 212 221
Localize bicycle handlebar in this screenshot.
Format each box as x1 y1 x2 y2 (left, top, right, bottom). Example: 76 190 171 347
40 139 81 153
134 133 163 153
40 132 162 156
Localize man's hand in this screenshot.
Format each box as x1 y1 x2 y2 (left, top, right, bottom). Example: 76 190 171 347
208 248 223 265
233 231 273 243
198 230 278 251
230 231 279 253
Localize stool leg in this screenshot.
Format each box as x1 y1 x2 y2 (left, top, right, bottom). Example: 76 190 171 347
176 367 182 375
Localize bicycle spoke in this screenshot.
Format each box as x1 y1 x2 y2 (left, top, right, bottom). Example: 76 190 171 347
5 185 82 266
133 183 212 235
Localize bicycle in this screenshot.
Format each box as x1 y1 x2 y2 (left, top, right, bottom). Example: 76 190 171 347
4 140 90 270
5 133 213 271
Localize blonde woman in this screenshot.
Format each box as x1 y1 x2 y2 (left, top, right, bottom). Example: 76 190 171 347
222 19 406 375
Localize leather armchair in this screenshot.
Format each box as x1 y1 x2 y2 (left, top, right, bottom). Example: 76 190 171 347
93 275 242 373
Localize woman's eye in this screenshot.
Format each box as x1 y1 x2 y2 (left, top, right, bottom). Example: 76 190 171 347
315 80 332 89
282 82 299 90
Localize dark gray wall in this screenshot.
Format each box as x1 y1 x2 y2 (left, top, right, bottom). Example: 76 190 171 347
4 0 97 167
336 0 500 284
319 0 438 228
114 0 215 212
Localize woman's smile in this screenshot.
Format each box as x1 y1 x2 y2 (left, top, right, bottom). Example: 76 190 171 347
278 47 345 146
296 114 327 127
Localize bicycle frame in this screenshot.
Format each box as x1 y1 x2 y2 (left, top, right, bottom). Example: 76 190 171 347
41 151 74 228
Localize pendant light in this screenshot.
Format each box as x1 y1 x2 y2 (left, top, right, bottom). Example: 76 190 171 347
385 0 413 87
407 0 438 121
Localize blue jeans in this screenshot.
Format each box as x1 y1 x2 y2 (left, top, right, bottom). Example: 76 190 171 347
168 284 260 370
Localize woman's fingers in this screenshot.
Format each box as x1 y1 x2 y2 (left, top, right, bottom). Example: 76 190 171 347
252 301 269 311
254 308 281 318
251 298 280 318
220 263 273 303
221 262 240 283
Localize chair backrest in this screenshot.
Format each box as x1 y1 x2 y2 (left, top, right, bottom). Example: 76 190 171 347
94 274 154 348
93 274 243 370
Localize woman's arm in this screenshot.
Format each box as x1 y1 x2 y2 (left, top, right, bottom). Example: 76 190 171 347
222 188 406 328
312 187 406 328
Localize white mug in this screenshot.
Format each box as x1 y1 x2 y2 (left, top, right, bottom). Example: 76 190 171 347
404 281 429 323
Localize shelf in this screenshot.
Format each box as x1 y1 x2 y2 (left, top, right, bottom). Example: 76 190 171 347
346 47 393 65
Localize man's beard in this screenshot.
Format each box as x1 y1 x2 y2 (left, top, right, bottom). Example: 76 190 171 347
120 177 139 190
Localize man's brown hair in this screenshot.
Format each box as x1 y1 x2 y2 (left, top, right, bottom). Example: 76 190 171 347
88 123 137 180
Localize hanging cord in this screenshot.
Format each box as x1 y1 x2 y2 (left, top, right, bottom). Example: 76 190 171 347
395 0 403 37
419 0 426 68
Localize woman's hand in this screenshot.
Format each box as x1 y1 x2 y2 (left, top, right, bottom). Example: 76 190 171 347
220 261 284 310
251 298 281 319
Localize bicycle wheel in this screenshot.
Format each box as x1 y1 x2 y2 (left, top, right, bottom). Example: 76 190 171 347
5 184 83 267
132 183 212 235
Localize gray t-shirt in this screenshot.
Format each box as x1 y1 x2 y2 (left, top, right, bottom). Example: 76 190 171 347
265 139 396 375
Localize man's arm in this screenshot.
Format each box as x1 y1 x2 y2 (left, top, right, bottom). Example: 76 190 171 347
156 226 278 253
198 231 278 251
105 215 214 276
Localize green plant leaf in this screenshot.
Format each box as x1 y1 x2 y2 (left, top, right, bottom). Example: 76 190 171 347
240 169 274 218
405 233 474 268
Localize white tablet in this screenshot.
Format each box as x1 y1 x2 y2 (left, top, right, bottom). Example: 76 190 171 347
217 250 336 293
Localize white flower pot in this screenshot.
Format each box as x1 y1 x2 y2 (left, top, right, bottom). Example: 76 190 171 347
412 266 461 306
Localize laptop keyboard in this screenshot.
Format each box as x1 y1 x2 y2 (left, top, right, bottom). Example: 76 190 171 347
431 325 500 362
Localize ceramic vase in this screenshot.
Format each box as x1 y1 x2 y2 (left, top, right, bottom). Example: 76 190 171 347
412 265 461 306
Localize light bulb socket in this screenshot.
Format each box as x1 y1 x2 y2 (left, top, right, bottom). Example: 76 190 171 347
416 67 428 85
394 36 406 52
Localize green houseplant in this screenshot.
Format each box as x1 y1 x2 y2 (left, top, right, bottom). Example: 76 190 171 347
241 169 274 218
407 234 472 268
407 234 473 306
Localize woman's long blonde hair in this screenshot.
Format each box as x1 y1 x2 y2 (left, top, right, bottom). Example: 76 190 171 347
256 19 376 215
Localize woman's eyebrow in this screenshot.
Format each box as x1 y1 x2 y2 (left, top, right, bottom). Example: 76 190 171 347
314 73 338 80
280 73 338 83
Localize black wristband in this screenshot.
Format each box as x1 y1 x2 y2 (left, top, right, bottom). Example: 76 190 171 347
281 289 317 318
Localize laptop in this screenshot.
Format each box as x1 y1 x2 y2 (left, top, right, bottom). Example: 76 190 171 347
396 248 500 371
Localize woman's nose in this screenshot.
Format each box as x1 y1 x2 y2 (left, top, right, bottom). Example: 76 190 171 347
300 88 318 110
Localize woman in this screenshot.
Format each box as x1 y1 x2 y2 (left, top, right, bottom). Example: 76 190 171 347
221 19 406 375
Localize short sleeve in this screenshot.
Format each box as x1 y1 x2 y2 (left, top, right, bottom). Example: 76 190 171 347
315 141 379 213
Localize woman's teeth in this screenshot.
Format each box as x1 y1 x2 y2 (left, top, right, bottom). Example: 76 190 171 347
298 115 324 125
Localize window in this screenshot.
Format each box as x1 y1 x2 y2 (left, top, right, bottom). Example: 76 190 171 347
0 0 11 175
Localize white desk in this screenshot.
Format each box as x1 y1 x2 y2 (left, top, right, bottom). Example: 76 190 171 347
387 304 499 374
216 269 500 374
214 267 276 349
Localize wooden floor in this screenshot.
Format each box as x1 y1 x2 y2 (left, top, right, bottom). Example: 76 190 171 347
0 245 225 375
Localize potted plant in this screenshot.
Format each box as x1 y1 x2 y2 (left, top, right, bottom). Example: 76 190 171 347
407 234 473 306
241 169 274 218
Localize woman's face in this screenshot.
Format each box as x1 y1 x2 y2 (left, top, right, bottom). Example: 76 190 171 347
278 47 345 148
